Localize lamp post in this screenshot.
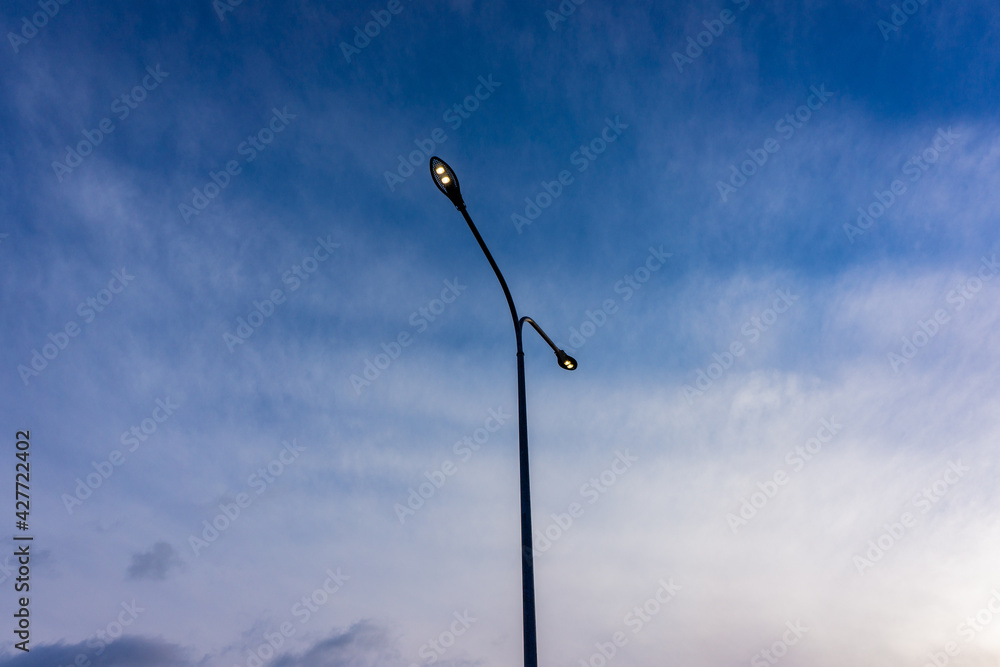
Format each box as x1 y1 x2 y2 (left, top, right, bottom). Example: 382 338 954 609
429 156 577 667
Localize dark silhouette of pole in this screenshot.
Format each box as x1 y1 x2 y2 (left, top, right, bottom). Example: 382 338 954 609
514 319 537 667
429 156 576 667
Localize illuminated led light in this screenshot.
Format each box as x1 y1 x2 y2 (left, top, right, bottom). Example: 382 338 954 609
557 351 578 370
429 156 464 207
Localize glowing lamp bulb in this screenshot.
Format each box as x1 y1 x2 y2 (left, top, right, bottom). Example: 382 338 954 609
429 156 464 207
557 351 578 370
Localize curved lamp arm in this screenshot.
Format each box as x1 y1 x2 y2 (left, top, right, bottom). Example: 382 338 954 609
521 317 577 371
429 155 579 372
430 156 519 330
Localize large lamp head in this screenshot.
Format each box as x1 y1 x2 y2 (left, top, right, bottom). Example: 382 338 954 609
556 349 578 371
430 156 465 208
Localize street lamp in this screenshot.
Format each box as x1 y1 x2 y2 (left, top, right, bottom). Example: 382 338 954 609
429 156 576 667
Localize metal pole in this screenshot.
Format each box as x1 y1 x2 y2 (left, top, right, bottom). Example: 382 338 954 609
455 203 541 667
516 320 538 667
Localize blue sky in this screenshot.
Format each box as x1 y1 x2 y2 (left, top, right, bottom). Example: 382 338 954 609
2 0 999 665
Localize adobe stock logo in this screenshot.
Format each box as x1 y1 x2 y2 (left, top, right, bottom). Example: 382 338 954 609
339 0 413 64
886 254 997 372
877 0 932 41
715 85 833 203
213 0 245 21
223 235 340 352
350 278 467 393
393 408 511 524
852 460 968 575
726 417 842 534
671 0 752 73
545 0 587 30
178 107 297 223
533 449 638 555
51 599 146 667
562 246 671 355
578 578 681 667
750 621 808 667
409 611 477 666
62 396 181 514
51 65 170 182
511 116 628 234
188 439 306 556
843 127 958 243
384 75 501 192
7 0 73 54
17 268 135 386
923 588 1000 667
683 288 799 403
233 567 350 667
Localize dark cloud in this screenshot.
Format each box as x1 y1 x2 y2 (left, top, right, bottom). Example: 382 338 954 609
0 637 190 667
270 621 404 667
263 621 479 667
0 622 479 667
126 542 182 581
